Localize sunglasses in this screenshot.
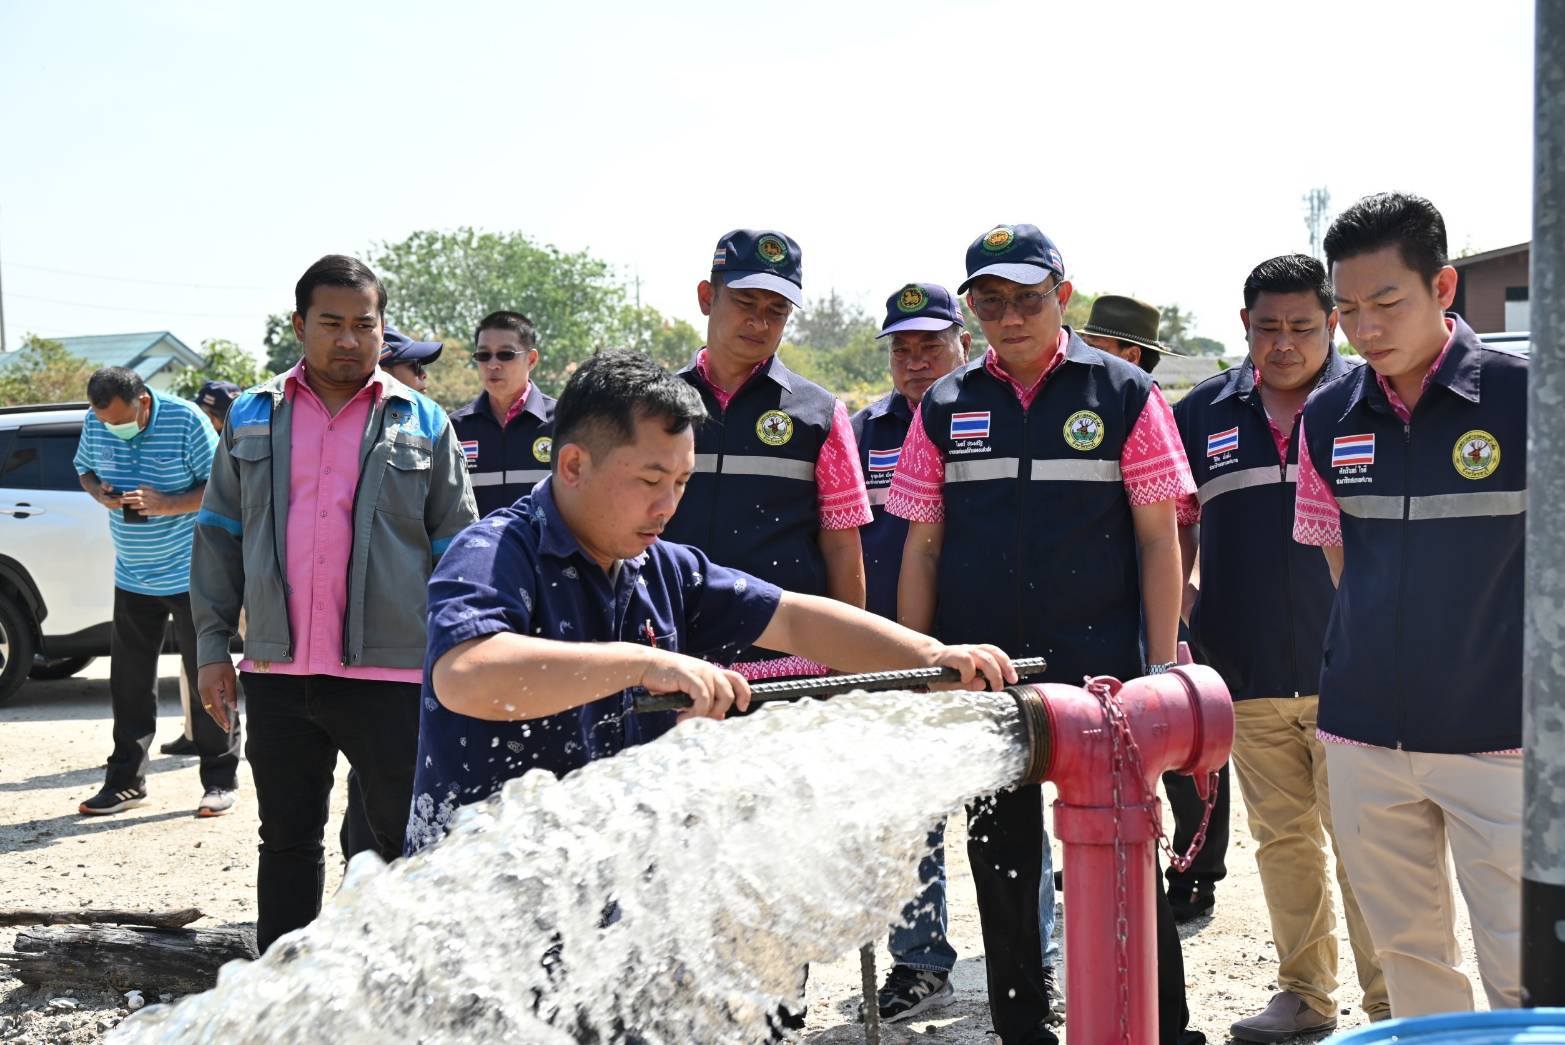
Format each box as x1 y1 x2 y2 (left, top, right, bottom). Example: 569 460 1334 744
969 279 1062 323
472 350 523 364
406 362 426 379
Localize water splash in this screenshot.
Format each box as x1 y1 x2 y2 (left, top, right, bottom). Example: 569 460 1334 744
110 690 1028 1044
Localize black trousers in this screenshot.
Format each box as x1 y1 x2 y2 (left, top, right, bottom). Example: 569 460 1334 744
106 588 239 792
1155 860 1207 1045
1162 763 1231 889
338 768 378 861
968 784 1056 1045
242 672 420 953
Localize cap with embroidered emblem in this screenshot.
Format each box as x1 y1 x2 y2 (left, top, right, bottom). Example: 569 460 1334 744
957 224 1065 294
709 229 804 308
877 282 965 338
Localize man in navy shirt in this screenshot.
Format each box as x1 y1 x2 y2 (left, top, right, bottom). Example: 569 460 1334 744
1295 193 1525 1015
853 283 982 1021
1177 255 1384 1040
407 348 1014 855
449 310 556 517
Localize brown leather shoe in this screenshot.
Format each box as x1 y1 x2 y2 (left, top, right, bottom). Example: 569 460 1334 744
1230 991 1337 1043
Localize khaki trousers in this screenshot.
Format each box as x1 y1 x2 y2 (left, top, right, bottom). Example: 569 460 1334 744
1231 697 1388 1019
1325 743 1522 1016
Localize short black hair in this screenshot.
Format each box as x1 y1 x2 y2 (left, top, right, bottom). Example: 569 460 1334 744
475 310 538 349
553 349 707 463
1323 192 1449 284
294 254 387 317
86 366 146 409
1243 254 1334 312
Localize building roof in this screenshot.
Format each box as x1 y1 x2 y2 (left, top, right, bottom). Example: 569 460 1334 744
0 330 203 372
1452 242 1529 268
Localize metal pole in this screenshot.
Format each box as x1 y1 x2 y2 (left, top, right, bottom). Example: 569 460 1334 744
1523 0 1565 1006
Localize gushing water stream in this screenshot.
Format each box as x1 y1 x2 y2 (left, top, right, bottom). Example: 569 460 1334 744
109 690 1030 1044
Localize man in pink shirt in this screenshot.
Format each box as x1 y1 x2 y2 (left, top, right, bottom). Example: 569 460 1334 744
191 255 477 952
663 229 873 685
888 223 1200 1045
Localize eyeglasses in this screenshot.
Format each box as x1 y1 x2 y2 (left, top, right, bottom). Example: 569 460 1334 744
407 362 427 379
969 280 1062 322
472 350 522 364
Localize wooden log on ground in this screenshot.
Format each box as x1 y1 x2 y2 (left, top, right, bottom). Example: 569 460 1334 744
0 907 204 929
0 924 256 993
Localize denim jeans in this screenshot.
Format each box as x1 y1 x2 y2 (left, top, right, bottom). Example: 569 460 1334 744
888 816 1059 974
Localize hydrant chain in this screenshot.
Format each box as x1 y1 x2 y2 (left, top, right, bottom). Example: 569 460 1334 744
1088 677 1137 1045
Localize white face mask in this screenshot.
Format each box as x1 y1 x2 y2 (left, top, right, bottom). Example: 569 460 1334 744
104 398 147 440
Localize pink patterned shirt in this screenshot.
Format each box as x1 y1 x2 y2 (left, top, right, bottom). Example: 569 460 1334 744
501 382 533 427
1293 321 1457 549
692 349 873 531
886 339 1196 522
237 362 421 684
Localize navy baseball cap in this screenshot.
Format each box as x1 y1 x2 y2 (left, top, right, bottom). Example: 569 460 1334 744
877 282 965 338
956 224 1066 295
195 380 241 419
381 326 444 366
710 228 804 308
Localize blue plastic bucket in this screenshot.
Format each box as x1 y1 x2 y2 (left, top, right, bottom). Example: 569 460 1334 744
1327 1010 1565 1043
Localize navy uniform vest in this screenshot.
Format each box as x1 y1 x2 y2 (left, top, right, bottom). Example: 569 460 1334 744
1301 316 1525 753
851 391 913 620
1176 351 1356 702
448 384 556 518
666 354 835 610
917 334 1152 683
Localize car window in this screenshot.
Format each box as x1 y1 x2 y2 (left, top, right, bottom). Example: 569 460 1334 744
1 423 84 492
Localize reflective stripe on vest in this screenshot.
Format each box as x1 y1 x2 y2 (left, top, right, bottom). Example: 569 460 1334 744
944 457 1123 484
470 468 551 488
867 486 889 507
1338 490 1527 521
1197 463 1300 505
691 453 814 482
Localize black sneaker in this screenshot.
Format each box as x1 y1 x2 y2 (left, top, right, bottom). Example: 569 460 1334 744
1169 881 1216 922
79 785 147 815
877 964 954 1023
160 735 197 756
1043 963 1064 1025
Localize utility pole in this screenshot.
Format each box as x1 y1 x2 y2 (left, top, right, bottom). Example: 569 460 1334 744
1523 0 1565 1007
1302 187 1331 261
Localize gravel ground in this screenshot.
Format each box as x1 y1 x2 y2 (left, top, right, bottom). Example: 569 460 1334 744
0 657 1483 1043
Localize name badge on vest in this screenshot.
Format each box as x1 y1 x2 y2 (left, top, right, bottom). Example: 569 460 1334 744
867 447 900 485
949 411 991 456
1331 433 1375 485
1206 426 1239 470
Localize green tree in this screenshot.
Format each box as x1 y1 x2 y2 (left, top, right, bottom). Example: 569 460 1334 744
168 338 271 399
1182 336 1227 358
368 228 634 391
263 312 303 373
0 335 96 407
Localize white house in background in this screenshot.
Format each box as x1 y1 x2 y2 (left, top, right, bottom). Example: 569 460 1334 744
0 331 204 391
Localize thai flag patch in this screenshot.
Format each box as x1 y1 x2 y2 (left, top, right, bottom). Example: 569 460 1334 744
1206 426 1239 457
712 248 727 267
868 447 901 471
1331 434 1376 467
460 440 480 465
949 411 991 440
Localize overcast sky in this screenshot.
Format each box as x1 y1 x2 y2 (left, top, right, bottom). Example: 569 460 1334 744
0 0 1536 360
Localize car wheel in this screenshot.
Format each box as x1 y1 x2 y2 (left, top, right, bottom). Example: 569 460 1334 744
0 594 37 706
30 654 96 681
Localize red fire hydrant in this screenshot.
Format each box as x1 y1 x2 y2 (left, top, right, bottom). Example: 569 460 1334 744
1009 655 1234 1044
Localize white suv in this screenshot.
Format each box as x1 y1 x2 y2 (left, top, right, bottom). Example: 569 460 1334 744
0 403 116 703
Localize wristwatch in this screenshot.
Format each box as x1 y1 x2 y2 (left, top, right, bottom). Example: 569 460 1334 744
1147 661 1177 675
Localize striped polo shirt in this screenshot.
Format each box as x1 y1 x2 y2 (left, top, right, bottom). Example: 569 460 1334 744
73 391 218 596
